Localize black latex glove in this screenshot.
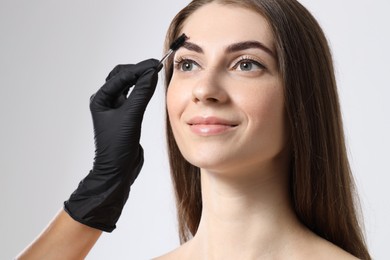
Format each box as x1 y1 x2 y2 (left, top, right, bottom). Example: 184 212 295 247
64 59 160 232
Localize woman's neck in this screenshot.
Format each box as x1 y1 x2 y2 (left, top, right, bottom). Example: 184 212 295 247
156 156 358 260
189 159 306 259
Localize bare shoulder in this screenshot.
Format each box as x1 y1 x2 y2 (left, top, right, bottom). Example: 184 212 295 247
152 250 177 260
153 231 360 260
152 242 193 260
312 240 359 259
298 230 360 260
152 248 188 260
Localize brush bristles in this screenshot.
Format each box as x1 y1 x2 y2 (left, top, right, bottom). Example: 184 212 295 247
170 33 188 51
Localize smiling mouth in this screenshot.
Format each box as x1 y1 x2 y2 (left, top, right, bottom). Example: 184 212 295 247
188 122 238 127
187 117 238 135
187 116 238 126
189 124 237 135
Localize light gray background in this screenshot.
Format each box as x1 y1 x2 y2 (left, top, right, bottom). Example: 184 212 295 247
1 0 389 259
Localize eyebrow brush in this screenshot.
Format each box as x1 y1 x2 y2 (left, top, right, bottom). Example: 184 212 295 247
158 33 188 68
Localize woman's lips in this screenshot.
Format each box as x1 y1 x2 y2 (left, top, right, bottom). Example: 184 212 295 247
187 116 238 136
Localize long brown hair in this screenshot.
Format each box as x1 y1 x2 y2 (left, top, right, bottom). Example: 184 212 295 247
163 0 370 259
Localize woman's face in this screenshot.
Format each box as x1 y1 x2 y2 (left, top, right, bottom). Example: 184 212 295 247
167 3 288 175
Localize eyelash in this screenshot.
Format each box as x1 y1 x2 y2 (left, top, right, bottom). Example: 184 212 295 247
174 57 199 71
233 56 266 71
173 56 266 72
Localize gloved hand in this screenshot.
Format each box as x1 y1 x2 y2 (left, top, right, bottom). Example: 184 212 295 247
64 59 160 232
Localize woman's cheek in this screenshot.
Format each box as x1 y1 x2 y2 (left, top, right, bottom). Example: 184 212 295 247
167 82 185 129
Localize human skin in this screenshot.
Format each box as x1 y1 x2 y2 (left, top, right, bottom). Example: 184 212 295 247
17 210 102 259
17 2 359 259
167 7 287 178
159 3 357 259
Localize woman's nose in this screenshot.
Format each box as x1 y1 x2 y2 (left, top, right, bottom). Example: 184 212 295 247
191 70 229 104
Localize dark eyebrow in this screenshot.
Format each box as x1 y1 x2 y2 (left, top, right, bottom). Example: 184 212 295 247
226 41 275 58
181 40 275 58
182 41 204 53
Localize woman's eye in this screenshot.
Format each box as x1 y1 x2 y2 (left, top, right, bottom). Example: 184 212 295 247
174 59 200 72
234 59 265 72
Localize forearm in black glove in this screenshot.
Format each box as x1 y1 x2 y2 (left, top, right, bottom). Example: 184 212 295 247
64 59 160 232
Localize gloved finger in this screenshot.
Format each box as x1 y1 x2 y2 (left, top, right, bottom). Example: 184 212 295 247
125 67 159 117
105 64 135 82
91 59 159 107
102 59 159 97
105 65 134 101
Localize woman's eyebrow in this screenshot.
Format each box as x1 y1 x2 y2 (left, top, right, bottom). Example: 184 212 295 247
182 41 204 53
181 40 275 58
226 41 275 58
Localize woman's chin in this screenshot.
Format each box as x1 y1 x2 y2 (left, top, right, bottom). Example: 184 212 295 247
185 154 233 173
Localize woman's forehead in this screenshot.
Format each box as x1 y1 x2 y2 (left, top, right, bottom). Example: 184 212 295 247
180 2 274 51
